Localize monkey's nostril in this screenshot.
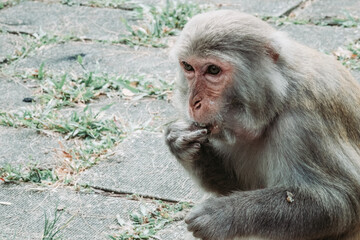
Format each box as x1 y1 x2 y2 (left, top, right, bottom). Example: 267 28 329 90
194 100 202 110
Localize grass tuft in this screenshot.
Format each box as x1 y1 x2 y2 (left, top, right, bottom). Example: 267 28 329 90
110 201 192 240
335 40 360 70
0 164 58 184
265 12 359 28
118 1 211 47
42 206 74 240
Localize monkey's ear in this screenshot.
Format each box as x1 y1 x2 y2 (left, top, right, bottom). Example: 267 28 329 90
266 31 287 63
266 45 280 63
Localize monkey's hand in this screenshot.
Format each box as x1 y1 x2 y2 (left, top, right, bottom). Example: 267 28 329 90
165 120 209 163
186 198 236 240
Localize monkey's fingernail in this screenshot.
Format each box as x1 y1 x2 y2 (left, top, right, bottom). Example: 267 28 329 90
201 129 208 134
194 143 201 148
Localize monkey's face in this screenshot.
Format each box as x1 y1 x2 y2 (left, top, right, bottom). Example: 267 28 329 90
179 56 235 132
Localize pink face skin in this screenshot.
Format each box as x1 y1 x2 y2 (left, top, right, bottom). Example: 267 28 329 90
179 56 234 128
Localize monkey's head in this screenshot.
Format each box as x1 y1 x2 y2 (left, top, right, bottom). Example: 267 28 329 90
172 10 287 138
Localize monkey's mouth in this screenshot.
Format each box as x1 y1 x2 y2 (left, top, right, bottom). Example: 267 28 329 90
194 122 220 134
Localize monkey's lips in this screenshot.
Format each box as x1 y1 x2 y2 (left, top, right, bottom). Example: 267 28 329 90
207 123 220 134
194 122 220 134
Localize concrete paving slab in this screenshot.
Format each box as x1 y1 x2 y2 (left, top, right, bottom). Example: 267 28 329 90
0 184 166 239
211 0 303 17
0 1 138 41
70 0 144 9
0 126 65 168
0 1 358 239
0 34 24 64
277 24 360 53
78 131 203 202
295 0 360 20
352 70 360 82
9 41 175 78
70 0 301 17
157 220 189 240
0 77 33 111
87 98 177 131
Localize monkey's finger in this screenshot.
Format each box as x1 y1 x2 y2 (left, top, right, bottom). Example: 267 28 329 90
166 130 191 143
167 130 207 148
186 214 214 239
185 204 209 224
176 129 208 145
169 142 202 162
177 143 202 160
191 230 203 239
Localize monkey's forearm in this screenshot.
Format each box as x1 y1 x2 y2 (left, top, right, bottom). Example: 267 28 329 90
188 148 240 195
187 186 358 239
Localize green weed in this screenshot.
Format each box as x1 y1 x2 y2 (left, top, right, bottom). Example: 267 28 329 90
110 201 192 240
264 16 310 26
87 0 135 9
61 0 135 9
118 1 210 47
0 33 80 68
265 12 359 28
315 12 359 28
0 104 123 139
0 0 22 9
42 207 73 240
336 40 360 70
0 35 34 65
0 164 58 184
63 136 118 172
37 62 46 80
60 0 75 6
35 70 172 107
0 103 124 181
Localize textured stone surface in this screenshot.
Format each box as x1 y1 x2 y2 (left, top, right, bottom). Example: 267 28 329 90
78 131 204 202
0 1 138 41
0 126 64 168
277 24 360 53
0 185 159 239
352 70 360 82
0 77 33 111
88 98 177 130
157 221 190 240
9 42 175 78
67 0 303 17
70 0 148 9
295 0 360 20
0 34 23 64
1 1 360 239
204 0 303 16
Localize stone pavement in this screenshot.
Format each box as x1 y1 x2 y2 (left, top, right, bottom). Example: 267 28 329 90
0 0 359 239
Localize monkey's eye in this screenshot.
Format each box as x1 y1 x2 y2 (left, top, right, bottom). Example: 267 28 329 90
207 65 221 75
182 61 194 71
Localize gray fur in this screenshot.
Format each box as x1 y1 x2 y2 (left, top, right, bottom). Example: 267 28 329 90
166 10 360 240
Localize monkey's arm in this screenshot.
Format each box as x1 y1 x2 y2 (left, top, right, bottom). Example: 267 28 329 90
186 185 359 240
190 145 240 195
166 120 240 195
186 114 360 240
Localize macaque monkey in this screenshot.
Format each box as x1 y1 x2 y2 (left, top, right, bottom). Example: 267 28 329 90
165 10 360 240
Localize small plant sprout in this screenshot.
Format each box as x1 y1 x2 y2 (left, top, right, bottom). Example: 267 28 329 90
42 206 74 240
